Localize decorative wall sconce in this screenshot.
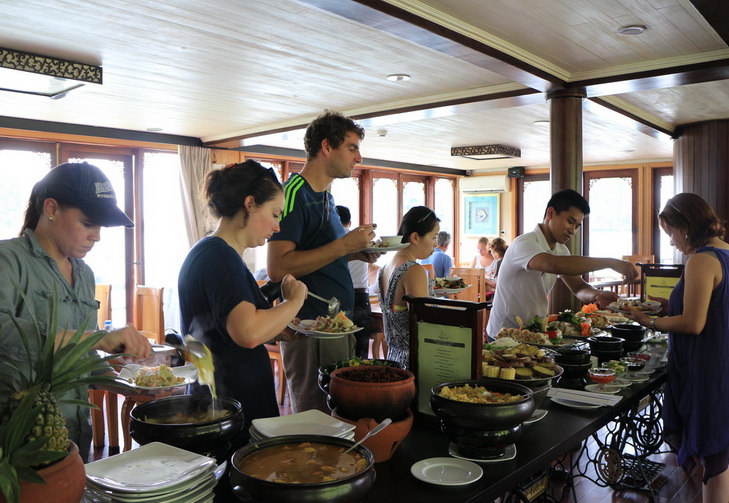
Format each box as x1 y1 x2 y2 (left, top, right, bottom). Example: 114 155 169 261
450 144 521 160
0 47 102 99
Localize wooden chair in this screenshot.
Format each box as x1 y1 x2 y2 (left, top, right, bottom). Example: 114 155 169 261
420 263 435 279
89 284 120 451
448 267 490 340
257 280 287 404
448 267 485 303
621 255 654 297
134 285 165 344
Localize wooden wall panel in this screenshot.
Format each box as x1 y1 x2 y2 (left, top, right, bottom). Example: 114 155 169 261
674 120 729 230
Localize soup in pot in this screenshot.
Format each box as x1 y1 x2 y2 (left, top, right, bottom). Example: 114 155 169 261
237 441 368 483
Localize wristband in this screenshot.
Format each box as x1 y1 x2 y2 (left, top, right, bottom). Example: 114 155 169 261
649 319 656 331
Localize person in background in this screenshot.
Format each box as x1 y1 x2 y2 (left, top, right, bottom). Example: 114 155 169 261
483 237 509 293
624 193 729 502
419 230 453 278
487 189 637 336
336 205 373 359
178 161 307 442
0 162 151 462
267 111 379 413
379 206 438 369
470 236 494 271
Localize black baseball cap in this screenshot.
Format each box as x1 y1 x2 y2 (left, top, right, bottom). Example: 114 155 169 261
35 162 134 228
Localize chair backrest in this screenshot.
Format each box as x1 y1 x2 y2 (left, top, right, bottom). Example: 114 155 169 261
421 263 435 279
95 283 112 329
134 285 164 343
622 254 654 277
639 263 684 302
449 267 485 302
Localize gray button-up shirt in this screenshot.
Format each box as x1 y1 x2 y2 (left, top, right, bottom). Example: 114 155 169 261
0 229 99 459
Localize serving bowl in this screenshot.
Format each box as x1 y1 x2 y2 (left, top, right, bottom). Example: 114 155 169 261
229 434 376 503
430 379 534 459
609 323 646 342
554 349 591 365
329 366 415 422
587 335 624 352
318 358 404 395
130 394 243 462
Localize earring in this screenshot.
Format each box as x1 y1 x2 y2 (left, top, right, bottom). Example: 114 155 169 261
48 216 54 222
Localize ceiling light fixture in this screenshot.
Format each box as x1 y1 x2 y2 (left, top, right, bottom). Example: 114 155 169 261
533 120 550 126
0 47 102 98
451 144 521 161
386 74 411 82
617 25 646 36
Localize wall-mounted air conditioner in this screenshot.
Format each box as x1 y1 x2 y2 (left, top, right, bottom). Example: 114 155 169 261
459 174 510 193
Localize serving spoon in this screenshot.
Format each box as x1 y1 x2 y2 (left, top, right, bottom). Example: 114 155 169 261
343 418 392 455
167 334 208 360
307 291 341 315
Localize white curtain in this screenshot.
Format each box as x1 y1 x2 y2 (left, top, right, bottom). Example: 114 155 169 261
178 145 213 247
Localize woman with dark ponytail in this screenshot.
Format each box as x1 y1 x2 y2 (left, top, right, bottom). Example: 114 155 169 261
178 160 307 443
378 206 439 368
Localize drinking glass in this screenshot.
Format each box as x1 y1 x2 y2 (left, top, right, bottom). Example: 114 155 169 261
588 367 617 391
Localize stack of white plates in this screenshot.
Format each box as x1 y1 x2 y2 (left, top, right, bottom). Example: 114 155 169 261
84 442 218 503
250 409 355 441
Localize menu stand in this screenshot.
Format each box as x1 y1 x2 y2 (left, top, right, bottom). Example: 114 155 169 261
403 295 489 424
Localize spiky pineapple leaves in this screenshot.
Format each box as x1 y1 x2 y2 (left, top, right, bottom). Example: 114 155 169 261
0 388 67 503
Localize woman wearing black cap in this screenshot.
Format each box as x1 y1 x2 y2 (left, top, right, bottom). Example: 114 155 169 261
0 162 151 461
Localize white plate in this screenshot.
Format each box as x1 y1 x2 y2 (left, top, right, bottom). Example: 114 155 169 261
363 243 409 252
433 284 472 295
288 320 363 338
87 472 216 502
610 377 633 387
608 301 661 315
550 397 602 410
85 442 216 492
410 457 483 486
584 384 621 394
252 410 356 438
623 374 649 382
118 364 197 390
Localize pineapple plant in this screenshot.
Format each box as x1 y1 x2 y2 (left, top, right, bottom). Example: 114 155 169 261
0 287 131 503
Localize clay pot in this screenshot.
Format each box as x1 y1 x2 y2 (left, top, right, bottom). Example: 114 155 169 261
329 366 415 422
332 407 414 463
3 441 86 503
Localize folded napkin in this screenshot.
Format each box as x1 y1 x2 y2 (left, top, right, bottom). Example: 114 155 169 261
547 388 622 407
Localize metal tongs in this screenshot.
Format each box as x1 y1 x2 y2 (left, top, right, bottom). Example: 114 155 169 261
307 291 341 315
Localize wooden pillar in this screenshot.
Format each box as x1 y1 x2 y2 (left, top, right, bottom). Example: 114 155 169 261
547 88 586 314
674 120 729 234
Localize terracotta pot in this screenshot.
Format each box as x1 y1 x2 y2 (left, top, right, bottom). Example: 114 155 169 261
1 441 86 503
329 366 415 422
332 407 413 463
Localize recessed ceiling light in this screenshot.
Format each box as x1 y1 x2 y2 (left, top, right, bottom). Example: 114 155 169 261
146 127 163 132
533 120 550 126
386 74 411 82
617 25 646 36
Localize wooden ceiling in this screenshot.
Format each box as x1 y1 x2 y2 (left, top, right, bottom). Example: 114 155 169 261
1 0 728 172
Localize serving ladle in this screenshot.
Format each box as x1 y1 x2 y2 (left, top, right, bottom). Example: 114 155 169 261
168 334 208 360
343 418 392 455
307 291 341 315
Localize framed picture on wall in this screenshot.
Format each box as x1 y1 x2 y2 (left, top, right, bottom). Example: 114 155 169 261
464 193 500 235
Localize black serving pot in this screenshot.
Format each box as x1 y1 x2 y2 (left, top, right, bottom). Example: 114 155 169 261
317 359 404 395
230 434 376 503
609 323 646 342
430 379 535 431
587 335 624 352
130 394 244 460
554 349 591 365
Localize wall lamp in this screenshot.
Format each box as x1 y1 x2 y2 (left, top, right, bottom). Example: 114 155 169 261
0 47 102 99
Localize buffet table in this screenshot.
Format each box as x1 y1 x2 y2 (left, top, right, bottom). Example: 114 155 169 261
361 358 666 502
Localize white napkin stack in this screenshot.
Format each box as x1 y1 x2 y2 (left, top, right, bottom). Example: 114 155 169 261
547 388 622 407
